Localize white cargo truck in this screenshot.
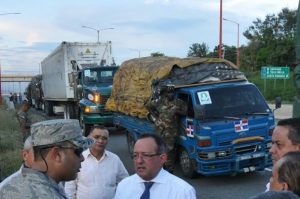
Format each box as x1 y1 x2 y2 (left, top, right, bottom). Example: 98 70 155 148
41 41 118 132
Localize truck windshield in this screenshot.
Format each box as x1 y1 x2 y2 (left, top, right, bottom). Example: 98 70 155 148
83 67 117 85
195 84 271 119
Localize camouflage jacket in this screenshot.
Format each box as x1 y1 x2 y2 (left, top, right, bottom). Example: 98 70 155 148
0 166 67 199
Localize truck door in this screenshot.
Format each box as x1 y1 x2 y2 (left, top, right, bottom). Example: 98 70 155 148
177 93 196 138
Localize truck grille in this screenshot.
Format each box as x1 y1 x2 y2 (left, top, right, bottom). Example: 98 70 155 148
198 150 232 160
99 94 111 113
101 95 110 105
235 144 258 155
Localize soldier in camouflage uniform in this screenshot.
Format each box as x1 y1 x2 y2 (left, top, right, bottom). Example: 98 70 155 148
146 86 187 173
0 119 94 199
17 100 31 142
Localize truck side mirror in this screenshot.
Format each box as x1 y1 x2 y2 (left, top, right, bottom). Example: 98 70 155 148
77 84 83 99
274 97 281 110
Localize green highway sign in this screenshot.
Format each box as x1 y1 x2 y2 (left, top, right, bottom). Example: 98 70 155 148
261 66 290 79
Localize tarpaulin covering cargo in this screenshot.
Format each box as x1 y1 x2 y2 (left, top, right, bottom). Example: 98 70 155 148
106 56 245 118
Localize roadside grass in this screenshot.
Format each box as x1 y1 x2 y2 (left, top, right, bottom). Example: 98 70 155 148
0 103 23 181
245 71 296 102
0 101 46 181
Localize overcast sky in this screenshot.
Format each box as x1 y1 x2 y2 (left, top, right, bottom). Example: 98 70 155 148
0 0 299 74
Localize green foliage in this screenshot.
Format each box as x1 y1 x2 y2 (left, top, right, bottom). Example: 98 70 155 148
241 8 297 70
209 44 237 64
0 105 23 180
245 71 296 102
187 42 209 57
151 52 165 57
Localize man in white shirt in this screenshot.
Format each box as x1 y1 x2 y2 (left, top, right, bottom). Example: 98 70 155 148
266 117 300 191
64 126 129 199
115 133 196 199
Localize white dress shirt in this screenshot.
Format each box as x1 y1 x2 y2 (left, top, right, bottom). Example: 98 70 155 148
64 149 129 199
114 168 196 199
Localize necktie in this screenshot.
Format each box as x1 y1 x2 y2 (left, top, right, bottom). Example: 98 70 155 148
140 182 154 199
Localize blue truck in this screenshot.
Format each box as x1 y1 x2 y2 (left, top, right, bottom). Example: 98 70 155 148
107 57 276 177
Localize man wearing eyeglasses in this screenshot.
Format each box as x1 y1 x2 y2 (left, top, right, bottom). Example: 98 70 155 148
0 119 94 199
115 134 196 199
64 126 129 199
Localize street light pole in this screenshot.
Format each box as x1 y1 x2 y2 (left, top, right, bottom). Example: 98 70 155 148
223 18 240 67
82 25 114 43
0 12 20 105
0 12 20 15
129 49 141 58
218 0 223 59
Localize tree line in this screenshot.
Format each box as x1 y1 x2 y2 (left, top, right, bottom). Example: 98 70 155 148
152 8 297 72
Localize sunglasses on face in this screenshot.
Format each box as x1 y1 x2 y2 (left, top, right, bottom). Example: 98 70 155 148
38 145 84 157
58 146 84 157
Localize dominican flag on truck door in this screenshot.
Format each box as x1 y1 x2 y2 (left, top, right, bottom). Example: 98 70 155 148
185 118 194 138
234 119 249 132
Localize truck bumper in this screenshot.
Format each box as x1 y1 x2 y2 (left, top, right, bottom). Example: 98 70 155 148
82 114 114 126
196 152 272 176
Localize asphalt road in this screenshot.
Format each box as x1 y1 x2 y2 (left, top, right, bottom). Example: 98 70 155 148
107 130 271 199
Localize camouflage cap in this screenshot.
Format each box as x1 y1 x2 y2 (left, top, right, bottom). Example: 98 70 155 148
31 119 94 149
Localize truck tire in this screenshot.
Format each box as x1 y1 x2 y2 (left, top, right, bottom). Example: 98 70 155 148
35 101 41 110
83 124 92 137
44 101 54 116
79 111 91 136
127 132 135 158
179 148 197 178
67 103 78 119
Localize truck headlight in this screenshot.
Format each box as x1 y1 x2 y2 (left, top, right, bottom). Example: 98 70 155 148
84 106 99 113
84 106 90 113
217 151 227 157
207 152 216 159
87 93 101 104
94 93 100 103
88 94 94 101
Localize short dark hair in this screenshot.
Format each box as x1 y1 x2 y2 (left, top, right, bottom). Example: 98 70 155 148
278 151 300 197
250 191 300 199
277 117 300 145
88 125 109 136
138 133 166 154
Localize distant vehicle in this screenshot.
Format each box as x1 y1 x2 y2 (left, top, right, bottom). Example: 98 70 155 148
41 41 118 134
107 57 275 178
25 74 43 109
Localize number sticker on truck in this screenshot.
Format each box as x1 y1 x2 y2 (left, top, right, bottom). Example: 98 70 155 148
84 69 91 76
197 91 212 105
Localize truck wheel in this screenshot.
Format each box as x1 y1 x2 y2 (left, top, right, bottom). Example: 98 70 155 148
127 132 135 158
179 148 197 178
67 104 77 119
83 124 92 137
79 111 91 136
44 101 54 116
